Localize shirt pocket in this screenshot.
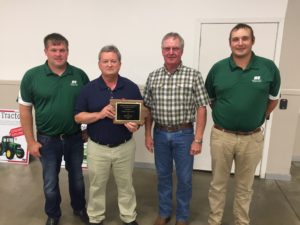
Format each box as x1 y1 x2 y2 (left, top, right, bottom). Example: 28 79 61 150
176 83 193 108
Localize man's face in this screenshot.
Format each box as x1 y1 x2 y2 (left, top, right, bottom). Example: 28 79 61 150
98 52 121 77
44 41 68 68
230 28 254 58
162 37 183 67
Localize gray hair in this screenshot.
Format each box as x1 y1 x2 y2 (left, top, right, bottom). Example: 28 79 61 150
161 32 184 49
98 45 121 61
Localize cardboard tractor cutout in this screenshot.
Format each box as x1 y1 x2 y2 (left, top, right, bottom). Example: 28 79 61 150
0 109 29 164
0 136 25 160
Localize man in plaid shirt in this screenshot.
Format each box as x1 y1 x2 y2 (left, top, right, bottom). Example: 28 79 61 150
143 32 210 225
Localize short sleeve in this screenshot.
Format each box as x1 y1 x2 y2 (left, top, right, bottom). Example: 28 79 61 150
18 72 33 106
269 63 281 100
205 66 216 101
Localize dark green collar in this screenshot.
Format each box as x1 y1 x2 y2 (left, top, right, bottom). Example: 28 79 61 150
229 52 259 71
44 61 73 77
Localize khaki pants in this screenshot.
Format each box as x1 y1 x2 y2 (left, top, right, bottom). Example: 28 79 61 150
87 138 137 223
208 127 264 225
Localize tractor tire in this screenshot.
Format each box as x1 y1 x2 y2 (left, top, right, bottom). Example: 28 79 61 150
16 148 25 159
6 149 15 160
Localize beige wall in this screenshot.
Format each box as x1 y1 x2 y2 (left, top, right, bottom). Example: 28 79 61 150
293 113 300 161
266 0 300 180
279 0 300 90
0 0 287 82
0 81 19 109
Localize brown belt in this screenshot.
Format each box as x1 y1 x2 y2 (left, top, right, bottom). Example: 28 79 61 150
214 124 261 135
155 122 193 132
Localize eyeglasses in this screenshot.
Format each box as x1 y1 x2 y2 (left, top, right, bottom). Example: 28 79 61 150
162 47 182 52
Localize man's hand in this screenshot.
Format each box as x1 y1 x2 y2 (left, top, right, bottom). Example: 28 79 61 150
101 104 115 119
124 122 140 133
28 141 42 158
190 141 202 155
145 135 154 153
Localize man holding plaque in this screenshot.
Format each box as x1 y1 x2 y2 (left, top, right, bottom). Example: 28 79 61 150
74 45 142 225
143 32 210 225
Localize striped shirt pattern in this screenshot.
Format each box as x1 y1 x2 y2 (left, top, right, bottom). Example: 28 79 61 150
144 64 210 126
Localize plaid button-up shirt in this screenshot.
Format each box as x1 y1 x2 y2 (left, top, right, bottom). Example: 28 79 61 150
143 64 210 126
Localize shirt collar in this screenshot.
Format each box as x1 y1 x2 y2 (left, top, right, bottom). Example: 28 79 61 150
44 61 73 76
163 63 183 75
98 74 124 90
229 52 259 71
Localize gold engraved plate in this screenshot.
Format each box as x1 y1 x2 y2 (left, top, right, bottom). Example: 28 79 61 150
110 99 148 124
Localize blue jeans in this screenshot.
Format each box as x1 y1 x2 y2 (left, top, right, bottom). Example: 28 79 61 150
38 133 86 219
153 127 194 221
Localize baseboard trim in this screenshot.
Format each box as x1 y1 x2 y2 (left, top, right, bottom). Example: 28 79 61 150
265 173 291 181
134 162 155 169
292 155 300 162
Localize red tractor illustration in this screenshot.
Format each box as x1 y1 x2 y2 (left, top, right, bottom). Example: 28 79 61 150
0 136 25 160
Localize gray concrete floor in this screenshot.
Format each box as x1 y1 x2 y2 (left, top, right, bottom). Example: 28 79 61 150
0 159 299 225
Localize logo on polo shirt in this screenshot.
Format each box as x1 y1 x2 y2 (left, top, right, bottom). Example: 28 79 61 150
70 80 78 86
252 75 262 83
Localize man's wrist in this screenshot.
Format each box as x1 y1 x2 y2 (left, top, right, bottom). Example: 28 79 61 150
194 138 203 144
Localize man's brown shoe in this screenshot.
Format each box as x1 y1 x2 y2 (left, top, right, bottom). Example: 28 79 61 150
175 221 187 225
154 216 171 225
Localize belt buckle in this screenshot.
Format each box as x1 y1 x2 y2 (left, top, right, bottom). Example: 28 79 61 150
165 126 173 132
166 125 178 132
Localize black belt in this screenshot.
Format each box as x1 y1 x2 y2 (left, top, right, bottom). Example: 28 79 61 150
37 131 81 140
90 136 132 148
214 124 261 135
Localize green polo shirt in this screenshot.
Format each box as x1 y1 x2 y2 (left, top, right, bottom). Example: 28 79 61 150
205 53 281 132
19 62 90 135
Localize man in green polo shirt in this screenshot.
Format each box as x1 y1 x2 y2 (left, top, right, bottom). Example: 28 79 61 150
205 23 281 225
18 33 90 225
